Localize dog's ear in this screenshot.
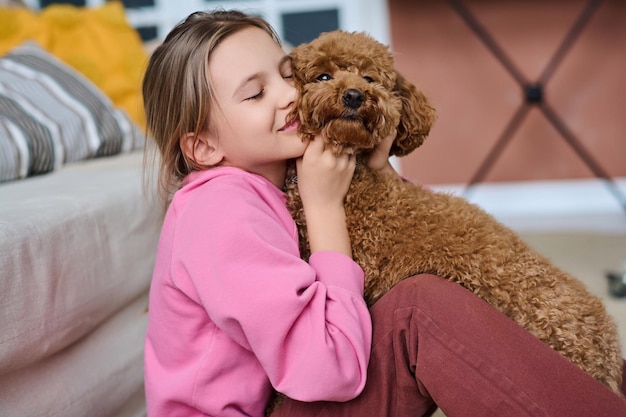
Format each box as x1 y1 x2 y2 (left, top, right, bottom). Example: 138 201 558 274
391 71 437 157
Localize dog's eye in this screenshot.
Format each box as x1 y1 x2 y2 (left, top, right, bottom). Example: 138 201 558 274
363 76 375 83
316 74 332 82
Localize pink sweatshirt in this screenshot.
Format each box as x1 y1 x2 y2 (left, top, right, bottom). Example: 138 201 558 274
144 167 372 417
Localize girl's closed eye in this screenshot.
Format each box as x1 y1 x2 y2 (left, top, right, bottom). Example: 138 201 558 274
280 56 293 81
246 89 265 101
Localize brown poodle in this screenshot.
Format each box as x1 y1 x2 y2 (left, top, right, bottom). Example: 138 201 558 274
285 30 623 395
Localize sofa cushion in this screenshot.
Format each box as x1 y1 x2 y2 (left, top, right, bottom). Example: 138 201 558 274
0 293 149 417
0 152 161 374
0 42 142 182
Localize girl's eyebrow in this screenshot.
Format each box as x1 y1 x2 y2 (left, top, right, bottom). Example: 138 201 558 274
279 55 292 68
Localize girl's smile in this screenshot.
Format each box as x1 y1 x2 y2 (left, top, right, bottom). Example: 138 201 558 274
279 119 300 133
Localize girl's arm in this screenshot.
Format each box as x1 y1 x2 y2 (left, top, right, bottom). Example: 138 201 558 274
171 172 371 403
296 136 356 257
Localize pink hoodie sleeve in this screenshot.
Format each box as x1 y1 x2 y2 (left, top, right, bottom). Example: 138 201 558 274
171 174 372 402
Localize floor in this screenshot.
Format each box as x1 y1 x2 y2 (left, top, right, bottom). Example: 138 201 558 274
520 232 626 349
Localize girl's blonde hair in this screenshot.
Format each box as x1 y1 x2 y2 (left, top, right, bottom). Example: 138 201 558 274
142 10 280 207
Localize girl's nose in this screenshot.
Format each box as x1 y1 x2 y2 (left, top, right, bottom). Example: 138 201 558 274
280 79 297 108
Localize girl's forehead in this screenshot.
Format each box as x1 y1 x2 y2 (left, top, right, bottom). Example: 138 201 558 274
210 28 280 71
211 28 283 67
208 27 285 97
218 27 280 56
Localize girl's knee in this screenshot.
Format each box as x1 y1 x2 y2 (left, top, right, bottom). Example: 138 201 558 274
374 274 481 315
391 274 459 301
399 274 449 292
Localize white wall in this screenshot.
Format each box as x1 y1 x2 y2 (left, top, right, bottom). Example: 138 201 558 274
25 0 391 45
432 178 626 234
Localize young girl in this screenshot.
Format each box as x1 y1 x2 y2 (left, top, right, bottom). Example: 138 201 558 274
142 10 626 417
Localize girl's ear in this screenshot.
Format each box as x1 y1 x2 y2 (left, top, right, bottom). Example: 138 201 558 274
179 132 224 168
390 71 437 157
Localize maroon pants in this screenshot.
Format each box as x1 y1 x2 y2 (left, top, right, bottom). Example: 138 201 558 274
272 274 626 417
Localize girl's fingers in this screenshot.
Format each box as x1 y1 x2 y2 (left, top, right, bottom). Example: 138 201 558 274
307 136 325 154
344 152 356 170
301 136 356 174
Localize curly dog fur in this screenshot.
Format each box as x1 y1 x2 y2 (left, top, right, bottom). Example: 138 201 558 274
285 30 623 395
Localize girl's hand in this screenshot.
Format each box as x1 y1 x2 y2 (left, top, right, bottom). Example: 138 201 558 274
367 130 401 178
296 135 356 257
296 135 356 210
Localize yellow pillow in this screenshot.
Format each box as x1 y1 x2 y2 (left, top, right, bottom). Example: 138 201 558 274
0 8 49 53
0 2 148 129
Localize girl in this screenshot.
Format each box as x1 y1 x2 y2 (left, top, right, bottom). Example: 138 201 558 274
142 9 626 417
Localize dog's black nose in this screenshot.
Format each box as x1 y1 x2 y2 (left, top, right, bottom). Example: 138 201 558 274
342 89 364 109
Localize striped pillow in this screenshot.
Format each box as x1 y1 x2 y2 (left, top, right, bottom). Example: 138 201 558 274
0 42 143 182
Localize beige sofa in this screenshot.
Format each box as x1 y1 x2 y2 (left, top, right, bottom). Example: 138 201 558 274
0 3 162 415
0 151 162 417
